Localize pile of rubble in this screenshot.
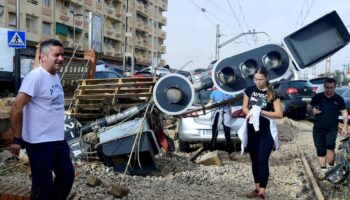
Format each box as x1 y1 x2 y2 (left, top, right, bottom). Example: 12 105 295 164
1 119 319 199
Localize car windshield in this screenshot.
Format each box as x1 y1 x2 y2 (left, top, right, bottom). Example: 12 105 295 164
342 88 350 97
309 77 328 84
95 71 121 79
336 87 349 96
288 81 313 88
193 90 243 106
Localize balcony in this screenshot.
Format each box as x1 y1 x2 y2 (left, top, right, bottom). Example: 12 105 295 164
115 11 123 21
103 48 113 57
42 6 52 16
96 2 102 11
41 34 53 41
160 45 166 54
26 0 40 17
8 0 16 5
85 0 93 10
159 16 167 25
159 0 167 11
115 32 122 41
70 0 84 6
136 3 146 14
159 30 166 39
57 10 71 24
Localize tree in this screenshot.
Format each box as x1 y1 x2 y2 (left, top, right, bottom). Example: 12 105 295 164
318 70 349 86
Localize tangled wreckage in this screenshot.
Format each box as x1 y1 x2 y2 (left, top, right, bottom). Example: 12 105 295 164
1 11 350 182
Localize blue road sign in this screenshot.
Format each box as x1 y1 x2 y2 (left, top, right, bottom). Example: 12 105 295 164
8 31 26 48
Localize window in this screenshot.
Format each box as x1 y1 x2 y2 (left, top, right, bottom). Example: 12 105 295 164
9 13 16 27
63 1 70 8
43 0 50 7
26 15 38 33
42 22 51 35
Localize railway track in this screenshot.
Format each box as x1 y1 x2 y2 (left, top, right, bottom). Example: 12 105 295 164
287 118 350 200
286 118 325 200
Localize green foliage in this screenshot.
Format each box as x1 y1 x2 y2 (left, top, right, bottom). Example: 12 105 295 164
318 70 349 86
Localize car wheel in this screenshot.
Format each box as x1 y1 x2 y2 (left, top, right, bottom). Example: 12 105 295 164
178 138 190 152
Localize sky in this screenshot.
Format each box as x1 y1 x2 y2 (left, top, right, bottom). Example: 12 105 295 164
162 0 350 78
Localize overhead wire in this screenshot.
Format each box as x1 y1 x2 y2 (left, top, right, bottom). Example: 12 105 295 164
299 0 315 27
226 0 251 46
295 0 307 28
187 0 238 30
236 0 251 31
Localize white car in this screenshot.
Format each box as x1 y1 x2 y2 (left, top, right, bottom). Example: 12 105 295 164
177 90 245 152
309 77 327 93
155 67 170 77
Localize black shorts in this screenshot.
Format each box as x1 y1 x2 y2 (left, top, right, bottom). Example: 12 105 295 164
312 128 337 156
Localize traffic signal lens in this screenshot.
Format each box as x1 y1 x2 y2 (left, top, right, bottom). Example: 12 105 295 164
262 51 281 69
218 67 235 84
240 59 257 78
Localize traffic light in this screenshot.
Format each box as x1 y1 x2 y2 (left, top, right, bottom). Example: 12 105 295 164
283 10 350 70
153 74 195 115
212 43 292 95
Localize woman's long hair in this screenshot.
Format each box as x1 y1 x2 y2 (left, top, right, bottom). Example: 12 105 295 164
254 67 276 103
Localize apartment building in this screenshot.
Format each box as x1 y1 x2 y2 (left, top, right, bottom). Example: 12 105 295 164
0 0 167 67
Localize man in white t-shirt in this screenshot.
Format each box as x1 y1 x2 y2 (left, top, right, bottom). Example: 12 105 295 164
10 39 74 200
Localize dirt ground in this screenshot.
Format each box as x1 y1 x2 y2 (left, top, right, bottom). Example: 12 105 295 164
0 117 349 199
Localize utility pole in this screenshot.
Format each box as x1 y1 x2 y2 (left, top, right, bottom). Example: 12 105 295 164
215 24 220 60
311 66 316 78
14 0 21 93
325 57 331 74
71 10 83 47
131 0 136 76
217 30 271 56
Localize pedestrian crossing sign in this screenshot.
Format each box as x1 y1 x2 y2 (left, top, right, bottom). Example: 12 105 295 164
8 31 26 48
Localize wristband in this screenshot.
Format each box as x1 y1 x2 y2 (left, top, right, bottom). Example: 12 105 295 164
12 137 23 146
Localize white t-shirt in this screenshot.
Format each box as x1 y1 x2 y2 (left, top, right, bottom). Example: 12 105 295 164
19 67 65 143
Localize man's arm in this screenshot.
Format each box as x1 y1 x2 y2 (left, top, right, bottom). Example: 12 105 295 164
10 92 31 155
340 109 348 136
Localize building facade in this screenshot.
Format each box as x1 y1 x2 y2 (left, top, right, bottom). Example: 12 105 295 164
0 0 167 67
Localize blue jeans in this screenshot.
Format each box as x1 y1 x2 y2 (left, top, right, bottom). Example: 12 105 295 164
25 140 75 200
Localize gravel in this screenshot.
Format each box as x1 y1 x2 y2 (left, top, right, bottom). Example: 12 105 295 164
0 117 345 199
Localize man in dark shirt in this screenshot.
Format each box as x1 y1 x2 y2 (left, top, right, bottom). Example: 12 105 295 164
307 78 348 179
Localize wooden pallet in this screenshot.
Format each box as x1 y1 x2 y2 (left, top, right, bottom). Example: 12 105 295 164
67 77 157 121
0 184 30 200
0 184 81 200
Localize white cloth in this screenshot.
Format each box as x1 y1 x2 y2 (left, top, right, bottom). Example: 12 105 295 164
20 67 65 143
211 109 233 127
248 105 261 131
238 114 279 155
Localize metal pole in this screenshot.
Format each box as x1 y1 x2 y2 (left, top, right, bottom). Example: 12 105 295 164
73 11 75 47
14 0 21 93
215 24 220 60
131 0 136 76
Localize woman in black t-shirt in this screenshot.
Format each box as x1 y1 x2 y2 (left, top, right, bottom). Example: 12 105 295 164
242 67 283 199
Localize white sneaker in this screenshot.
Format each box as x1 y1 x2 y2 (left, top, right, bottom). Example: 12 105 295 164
327 164 335 171
318 168 327 180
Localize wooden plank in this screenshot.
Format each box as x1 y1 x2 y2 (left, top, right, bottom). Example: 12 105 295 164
78 82 156 89
73 104 105 108
80 88 152 93
75 93 152 99
68 113 104 117
77 77 156 83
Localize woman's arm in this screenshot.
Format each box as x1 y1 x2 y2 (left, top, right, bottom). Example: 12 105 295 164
242 94 250 115
261 98 283 119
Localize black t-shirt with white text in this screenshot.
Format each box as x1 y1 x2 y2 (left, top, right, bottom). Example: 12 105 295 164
244 86 279 112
